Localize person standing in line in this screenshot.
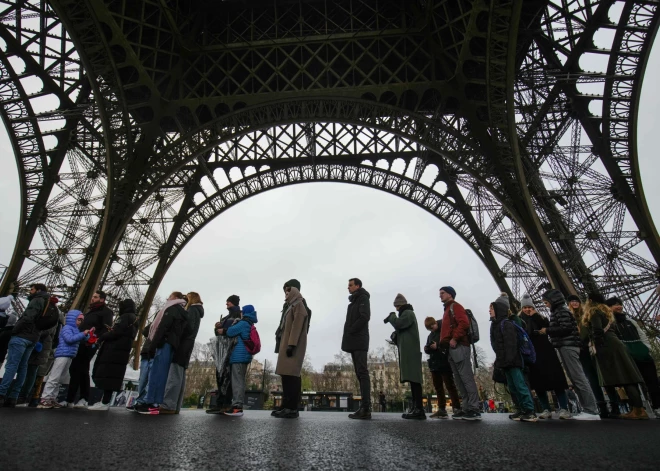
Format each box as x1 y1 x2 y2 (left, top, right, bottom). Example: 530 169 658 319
161 292 205 414
567 294 620 418
16 319 58 406
385 294 425 420
38 311 89 408
341 278 372 420
274 286 309 419
89 299 138 411
0 283 50 407
489 296 538 422
136 292 187 415
224 304 259 417
66 290 114 409
438 286 481 421
542 289 600 420
424 316 461 418
519 293 572 420
0 293 18 368
582 293 648 420
128 323 153 411
275 280 311 355
607 296 660 418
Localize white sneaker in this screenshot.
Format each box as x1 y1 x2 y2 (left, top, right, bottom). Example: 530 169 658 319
653 408 660 419
66 402 74 409
58 401 69 408
538 410 552 419
558 409 573 420
73 399 88 409
573 412 600 421
87 402 109 411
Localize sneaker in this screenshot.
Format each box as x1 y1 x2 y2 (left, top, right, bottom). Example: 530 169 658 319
452 410 466 420
520 412 538 422
509 411 523 421
653 408 660 419
462 410 482 421
273 408 299 419
573 412 601 421
430 409 448 419
224 407 244 417
270 408 283 417
402 408 427 420
348 407 372 420
558 409 573 420
57 401 69 408
158 407 177 415
126 404 135 412
538 410 552 420
135 403 157 415
87 402 109 411
51 401 64 409
37 400 55 409
73 399 88 409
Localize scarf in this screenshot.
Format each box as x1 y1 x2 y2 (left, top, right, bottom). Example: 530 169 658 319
89 301 106 311
148 298 186 341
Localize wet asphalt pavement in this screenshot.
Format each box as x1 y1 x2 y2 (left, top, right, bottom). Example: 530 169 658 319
1 408 659 470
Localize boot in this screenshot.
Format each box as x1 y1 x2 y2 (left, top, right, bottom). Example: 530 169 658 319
597 401 610 419
348 407 372 420
621 407 649 420
608 402 621 419
403 408 427 420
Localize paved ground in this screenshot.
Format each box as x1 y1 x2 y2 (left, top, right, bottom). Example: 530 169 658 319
1 409 659 470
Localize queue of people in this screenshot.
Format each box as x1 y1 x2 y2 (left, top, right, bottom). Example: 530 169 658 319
1 279 658 424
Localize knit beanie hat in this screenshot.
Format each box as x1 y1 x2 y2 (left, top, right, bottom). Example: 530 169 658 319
440 286 456 299
566 294 581 303
226 294 240 306
393 293 408 308
605 296 623 307
520 293 534 308
495 292 510 310
283 279 301 290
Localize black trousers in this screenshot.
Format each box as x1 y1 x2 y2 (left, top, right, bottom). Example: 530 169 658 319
410 382 423 410
351 350 371 408
281 375 301 410
102 389 114 405
637 360 660 409
66 345 95 403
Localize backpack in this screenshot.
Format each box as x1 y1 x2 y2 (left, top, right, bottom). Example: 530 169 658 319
501 320 536 365
449 304 480 344
243 321 261 355
34 298 60 331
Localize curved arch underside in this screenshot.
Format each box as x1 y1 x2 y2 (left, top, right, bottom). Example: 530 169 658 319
0 0 658 328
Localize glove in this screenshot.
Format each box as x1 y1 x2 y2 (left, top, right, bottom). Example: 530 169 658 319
286 345 295 357
383 312 396 324
34 342 43 353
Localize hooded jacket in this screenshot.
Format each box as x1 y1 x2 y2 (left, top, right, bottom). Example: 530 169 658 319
173 304 205 368
490 299 522 369
543 289 581 348
226 308 258 364
55 310 87 358
12 291 50 343
341 287 371 353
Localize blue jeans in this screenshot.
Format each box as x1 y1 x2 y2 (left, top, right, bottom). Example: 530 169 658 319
136 357 151 405
505 367 535 414
144 343 172 406
0 337 35 399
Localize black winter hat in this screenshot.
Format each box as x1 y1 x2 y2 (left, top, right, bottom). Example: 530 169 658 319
226 294 240 306
606 296 623 307
118 298 136 314
587 292 606 304
283 279 301 290
566 294 581 303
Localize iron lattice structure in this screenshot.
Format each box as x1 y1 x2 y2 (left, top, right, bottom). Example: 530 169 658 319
0 0 659 341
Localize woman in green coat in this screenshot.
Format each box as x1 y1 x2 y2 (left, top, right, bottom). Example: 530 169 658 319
384 293 424 420
583 293 647 420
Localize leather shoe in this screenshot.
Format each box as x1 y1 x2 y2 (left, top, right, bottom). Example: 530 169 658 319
348 407 372 420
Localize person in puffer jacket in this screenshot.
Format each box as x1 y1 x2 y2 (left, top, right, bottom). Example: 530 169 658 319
224 305 258 416
38 311 89 408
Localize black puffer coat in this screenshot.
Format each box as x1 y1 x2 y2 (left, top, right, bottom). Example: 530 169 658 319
543 289 581 348
173 304 204 369
341 288 371 353
490 300 522 369
92 300 137 391
522 312 568 391
81 302 114 338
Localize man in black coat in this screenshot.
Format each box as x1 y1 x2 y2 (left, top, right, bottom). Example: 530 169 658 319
341 278 371 419
66 290 114 408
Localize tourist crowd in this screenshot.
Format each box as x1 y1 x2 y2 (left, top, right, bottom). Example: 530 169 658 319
0 279 658 423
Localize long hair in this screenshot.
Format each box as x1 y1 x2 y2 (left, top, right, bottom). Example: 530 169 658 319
186 291 202 309
170 291 185 300
582 300 614 327
568 303 584 323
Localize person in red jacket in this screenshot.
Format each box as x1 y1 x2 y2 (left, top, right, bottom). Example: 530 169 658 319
439 286 481 421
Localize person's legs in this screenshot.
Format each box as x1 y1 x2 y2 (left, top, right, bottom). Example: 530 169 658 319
19 364 39 401
536 390 551 411
6 340 36 400
350 350 371 409
102 389 114 405
505 368 535 414
42 357 71 400
558 346 599 415
144 343 173 406
176 371 187 412
636 360 660 409
555 389 569 410
66 350 83 403
410 382 423 410
136 357 151 404
230 362 247 409
431 371 446 410
78 347 93 402
449 344 479 412
281 375 294 410
623 384 643 408
161 362 185 410
0 337 32 398
442 371 461 410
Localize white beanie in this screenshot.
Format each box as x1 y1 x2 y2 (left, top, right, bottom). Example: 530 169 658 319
521 293 534 308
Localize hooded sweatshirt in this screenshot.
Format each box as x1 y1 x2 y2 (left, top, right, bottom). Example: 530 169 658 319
226 306 258 364
55 310 87 358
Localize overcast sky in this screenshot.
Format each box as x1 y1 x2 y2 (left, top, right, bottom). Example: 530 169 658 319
1 31 659 372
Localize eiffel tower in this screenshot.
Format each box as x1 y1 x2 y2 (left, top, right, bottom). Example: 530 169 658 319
0 1 658 344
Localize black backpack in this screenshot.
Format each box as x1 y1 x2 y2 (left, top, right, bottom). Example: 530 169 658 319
34 298 59 331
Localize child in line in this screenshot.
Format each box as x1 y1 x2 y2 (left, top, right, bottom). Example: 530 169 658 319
224 305 258 417
38 311 89 409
